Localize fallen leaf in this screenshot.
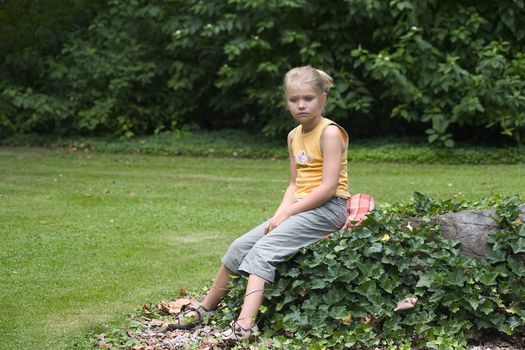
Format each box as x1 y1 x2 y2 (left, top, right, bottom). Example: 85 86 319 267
298 287 308 297
142 305 151 313
342 313 353 325
179 288 188 297
147 319 165 327
97 341 110 348
157 298 193 314
380 233 390 242
394 295 418 312
362 314 375 325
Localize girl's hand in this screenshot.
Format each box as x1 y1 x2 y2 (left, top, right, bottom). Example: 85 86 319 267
264 211 290 234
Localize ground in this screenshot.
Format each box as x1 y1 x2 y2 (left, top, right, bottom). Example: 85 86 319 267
95 298 524 350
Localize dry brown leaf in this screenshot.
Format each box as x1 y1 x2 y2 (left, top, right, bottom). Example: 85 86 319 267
394 295 418 312
342 313 353 325
157 298 193 314
298 287 308 297
141 304 151 313
179 288 189 297
198 341 210 350
97 341 110 348
362 314 375 325
146 318 165 327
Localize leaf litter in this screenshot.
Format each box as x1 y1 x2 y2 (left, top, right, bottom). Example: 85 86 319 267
96 297 524 350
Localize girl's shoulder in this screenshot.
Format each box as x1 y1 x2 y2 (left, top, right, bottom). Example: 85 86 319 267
287 125 301 144
321 122 349 150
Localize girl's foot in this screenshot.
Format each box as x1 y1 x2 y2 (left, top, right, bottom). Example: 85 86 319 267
215 320 259 341
167 304 216 330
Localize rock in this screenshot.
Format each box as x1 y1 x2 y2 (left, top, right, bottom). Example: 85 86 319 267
435 204 525 258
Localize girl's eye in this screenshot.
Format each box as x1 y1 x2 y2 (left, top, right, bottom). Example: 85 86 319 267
304 96 314 102
289 98 298 103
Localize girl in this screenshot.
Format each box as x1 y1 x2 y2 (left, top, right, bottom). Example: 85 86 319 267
169 65 350 340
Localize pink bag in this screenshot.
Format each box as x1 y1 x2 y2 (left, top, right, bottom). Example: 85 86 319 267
344 193 375 230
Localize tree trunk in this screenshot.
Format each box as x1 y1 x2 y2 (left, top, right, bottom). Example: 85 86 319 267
428 204 525 258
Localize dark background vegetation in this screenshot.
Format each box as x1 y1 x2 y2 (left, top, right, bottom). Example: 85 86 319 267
1 0 524 146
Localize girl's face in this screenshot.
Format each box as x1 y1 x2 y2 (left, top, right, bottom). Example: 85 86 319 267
286 82 326 125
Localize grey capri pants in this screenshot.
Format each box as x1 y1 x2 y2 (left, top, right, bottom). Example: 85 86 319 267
221 197 347 283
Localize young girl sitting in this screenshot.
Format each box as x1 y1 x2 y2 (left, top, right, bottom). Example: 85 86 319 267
169 65 350 340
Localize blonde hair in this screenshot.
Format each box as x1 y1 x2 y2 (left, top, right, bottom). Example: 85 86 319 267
283 65 333 97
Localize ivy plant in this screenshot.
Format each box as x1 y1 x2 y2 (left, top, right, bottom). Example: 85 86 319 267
219 193 525 349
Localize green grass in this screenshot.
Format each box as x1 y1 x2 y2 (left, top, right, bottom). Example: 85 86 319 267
1 146 524 350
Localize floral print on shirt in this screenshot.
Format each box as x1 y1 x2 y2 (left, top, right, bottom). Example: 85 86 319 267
295 151 313 165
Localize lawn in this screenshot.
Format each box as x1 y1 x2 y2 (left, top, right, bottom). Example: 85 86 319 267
1 147 524 350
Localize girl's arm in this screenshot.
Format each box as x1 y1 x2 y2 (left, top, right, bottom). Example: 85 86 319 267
264 125 344 233
264 130 297 234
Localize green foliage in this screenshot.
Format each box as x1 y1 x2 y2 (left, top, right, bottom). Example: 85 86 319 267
220 193 525 349
1 0 525 144
3 132 525 164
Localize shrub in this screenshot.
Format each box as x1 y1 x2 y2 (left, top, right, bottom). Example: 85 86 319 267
220 193 525 349
1 0 525 145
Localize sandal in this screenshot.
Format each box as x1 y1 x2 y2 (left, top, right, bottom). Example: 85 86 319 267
215 320 259 341
166 304 215 330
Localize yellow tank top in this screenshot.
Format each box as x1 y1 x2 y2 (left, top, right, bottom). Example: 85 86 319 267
291 117 350 199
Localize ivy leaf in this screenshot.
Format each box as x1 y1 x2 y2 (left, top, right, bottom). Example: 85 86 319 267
510 238 525 253
518 224 525 238
322 288 346 305
301 298 316 311
416 272 434 288
340 270 359 284
358 262 383 280
380 275 402 293
444 270 467 287
507 257 525 276
428 289 446 303
286 267 301 278
486 250 507 263
355 280 377 297
292 279 304 289
467 296 480 311
364 242 383 256
478 298 495 315
330 305 348 320
311 278 328 290
475 270 498 286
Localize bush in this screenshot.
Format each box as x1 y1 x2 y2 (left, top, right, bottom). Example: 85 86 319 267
220 193 525 349
3 132 525 164
1 0 525 145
